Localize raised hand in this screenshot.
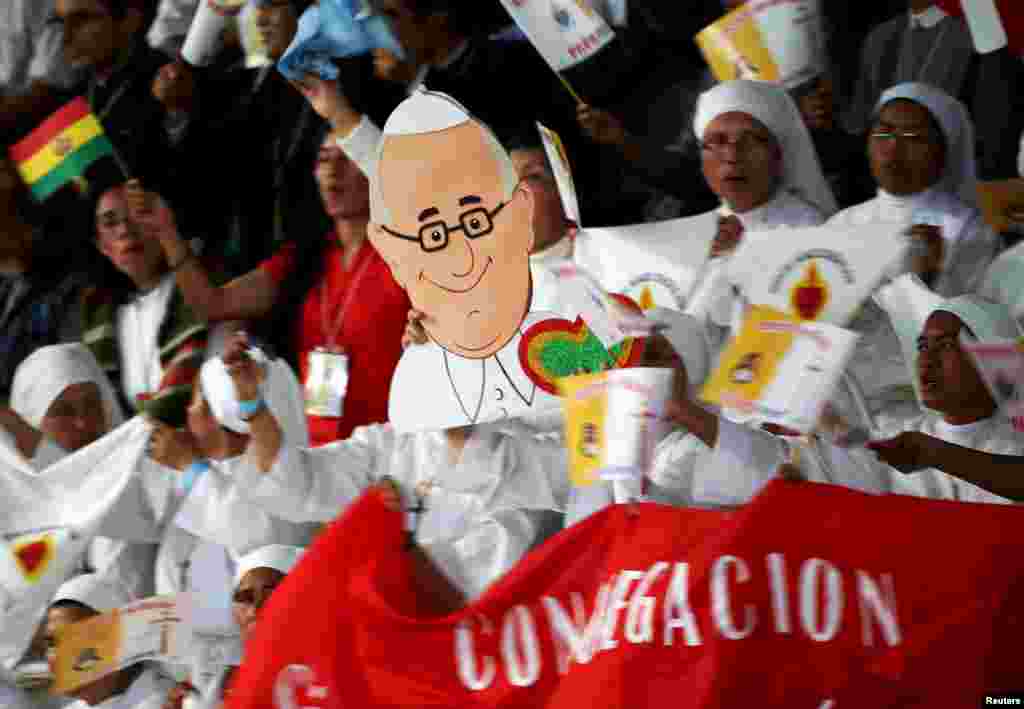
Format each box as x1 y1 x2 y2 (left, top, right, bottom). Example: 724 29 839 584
401 309 430 348
223 331 264 402
576 103 627 147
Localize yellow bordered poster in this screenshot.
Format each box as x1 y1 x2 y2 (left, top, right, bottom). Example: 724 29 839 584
696 0 825 89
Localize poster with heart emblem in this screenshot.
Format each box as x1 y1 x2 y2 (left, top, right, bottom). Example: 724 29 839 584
726 223 909 326
701 305 860 433
574 212 720 313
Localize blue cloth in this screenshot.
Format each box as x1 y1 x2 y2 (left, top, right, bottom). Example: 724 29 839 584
277 0 404 82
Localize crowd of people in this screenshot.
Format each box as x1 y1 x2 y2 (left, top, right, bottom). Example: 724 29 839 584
2 0 1024 706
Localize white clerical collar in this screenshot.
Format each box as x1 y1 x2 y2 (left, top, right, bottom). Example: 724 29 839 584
874 185 943 217
909 5 948 29
933 415 993 444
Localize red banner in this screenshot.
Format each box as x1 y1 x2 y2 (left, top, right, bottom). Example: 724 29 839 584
937 0 1024 54
227 481 1024 708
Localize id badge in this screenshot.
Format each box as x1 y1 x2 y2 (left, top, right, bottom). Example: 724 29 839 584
305 348 349 417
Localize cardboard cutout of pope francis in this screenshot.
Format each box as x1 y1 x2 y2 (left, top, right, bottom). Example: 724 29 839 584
369 89 562 432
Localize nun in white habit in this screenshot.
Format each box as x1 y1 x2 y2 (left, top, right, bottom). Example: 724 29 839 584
3 345 158 602
5 344 124 468
684 80 838 342
829 84 1003 431
182 545 306 709
45 575 174 709
654 295 1023 508
878 295 1024 504
149 349 316 598
692 79 838 230
828 82 1000 298
199 337 569 601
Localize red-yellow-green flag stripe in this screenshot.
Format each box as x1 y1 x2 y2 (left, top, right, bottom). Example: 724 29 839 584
8 97 115 201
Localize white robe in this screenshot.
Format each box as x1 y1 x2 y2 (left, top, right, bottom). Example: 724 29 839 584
650 411 1020 510
116 275 176 405
880 414 1022 504
827 188 999 298
978 240 1024 323
218 424 569 599
63 667 174 709
828 188 1001 427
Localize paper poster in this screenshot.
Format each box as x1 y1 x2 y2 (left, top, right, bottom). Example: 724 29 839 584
239 1 273 68
559 372 609 487
696 0 825 89
181 0 247 67
545 261 662 348
963 338 1024 432
727 223 909 326
601 368 674 481
0 418 155 665
574 212 720 312
536 122 580 225
498 0 616 72
52 594 194 694
559 368 673 486
977 179 1024 233
938 0 1023 54
701 305 859 433
372 90 566 432
873 274 945 405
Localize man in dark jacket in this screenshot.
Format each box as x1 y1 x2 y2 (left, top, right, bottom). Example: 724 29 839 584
151 0 329 276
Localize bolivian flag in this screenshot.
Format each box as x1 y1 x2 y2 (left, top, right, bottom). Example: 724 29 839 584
8 97 115 201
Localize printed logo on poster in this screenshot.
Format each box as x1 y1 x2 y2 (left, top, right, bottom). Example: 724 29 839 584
499 0 615 71
625 274 686 311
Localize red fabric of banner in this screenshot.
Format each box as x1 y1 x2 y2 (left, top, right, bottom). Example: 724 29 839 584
228 481 1024 709
936 0 1024 54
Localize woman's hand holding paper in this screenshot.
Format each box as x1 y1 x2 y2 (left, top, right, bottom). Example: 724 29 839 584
292 74 361 138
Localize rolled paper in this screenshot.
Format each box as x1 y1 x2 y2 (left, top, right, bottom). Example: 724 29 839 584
960 0 1008 54
600 367 674 486
181 0 246 67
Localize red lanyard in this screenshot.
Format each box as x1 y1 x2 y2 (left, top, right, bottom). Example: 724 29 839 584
319 241 373 351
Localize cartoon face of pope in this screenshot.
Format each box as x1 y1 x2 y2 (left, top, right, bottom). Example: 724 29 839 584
369 90 535 360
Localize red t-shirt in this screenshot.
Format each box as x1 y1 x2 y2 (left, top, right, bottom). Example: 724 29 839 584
260 234 410 446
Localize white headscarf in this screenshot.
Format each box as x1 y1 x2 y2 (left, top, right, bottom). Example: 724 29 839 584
693 79 838 217
10 344 124 431
876 83 977 204
903 295 1023 413
234 544 305 586
931 295 1022 342
52 573 131 614
199 349 309 448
